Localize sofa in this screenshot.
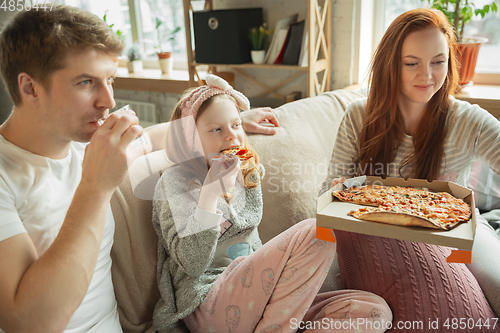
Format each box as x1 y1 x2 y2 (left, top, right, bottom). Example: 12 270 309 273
109 88 499 332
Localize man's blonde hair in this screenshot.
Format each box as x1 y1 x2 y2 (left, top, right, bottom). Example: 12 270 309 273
0 5 125 106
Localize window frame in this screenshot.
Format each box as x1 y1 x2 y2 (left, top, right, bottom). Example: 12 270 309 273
357 0 500 85
125 0 187 70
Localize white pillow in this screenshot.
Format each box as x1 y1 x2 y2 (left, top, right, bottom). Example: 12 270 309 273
467 160 500 212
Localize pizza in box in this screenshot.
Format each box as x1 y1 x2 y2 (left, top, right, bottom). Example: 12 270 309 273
332 185 471 230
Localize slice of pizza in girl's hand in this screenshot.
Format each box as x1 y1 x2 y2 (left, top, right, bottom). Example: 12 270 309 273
213 146 254 161
211 146 253 175
332 184 471 230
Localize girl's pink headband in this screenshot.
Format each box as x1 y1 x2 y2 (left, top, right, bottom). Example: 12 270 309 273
180 74 250 119
179 74 250 151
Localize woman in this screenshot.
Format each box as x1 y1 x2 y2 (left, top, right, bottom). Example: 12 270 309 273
322 7 500 325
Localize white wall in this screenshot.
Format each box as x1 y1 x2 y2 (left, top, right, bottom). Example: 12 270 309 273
115 0 364 120
331 0 360 89
213 0 361 94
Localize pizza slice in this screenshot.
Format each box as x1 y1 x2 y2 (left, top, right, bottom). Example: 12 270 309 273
348 204 467 230
333 185 470 230
332 185 398 206
215 146 253 160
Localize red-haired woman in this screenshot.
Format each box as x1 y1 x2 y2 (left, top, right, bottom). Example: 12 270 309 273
322 7 500 323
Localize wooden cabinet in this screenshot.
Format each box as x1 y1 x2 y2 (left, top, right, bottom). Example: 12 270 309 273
182 0 331 99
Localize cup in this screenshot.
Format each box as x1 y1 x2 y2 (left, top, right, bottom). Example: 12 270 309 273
97 104 132 126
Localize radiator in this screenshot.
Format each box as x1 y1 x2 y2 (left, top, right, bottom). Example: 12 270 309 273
112 99 158 128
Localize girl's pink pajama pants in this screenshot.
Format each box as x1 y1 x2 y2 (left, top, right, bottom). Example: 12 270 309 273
184 219 393 332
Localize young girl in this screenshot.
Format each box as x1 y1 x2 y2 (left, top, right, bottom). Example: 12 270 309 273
322 8 500 323
152 75 392 332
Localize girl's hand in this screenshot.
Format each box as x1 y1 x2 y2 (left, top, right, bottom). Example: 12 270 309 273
204 157 241 194
330 177 346 189
198 157 241 213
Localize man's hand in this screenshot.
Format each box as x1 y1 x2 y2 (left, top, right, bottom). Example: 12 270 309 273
0 109 143 333
82 108 143 195
241 107 279 135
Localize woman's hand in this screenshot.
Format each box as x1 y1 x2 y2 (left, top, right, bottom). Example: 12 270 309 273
241 107 279 135
330 177 346 189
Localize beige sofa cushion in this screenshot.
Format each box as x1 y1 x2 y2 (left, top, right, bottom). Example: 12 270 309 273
110 89 367 333
253 89 367 243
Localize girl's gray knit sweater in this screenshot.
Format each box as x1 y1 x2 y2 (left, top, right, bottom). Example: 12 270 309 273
152 164 264 330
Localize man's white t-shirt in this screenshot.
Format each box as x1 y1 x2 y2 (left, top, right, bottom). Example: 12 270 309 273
0 135 122 332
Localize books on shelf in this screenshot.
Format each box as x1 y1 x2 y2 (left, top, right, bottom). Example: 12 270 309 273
264 13 298 64
266 28 289 64
282 20 305 65
298 25 309 67
285 91 302 103
261 5 321 67
298 4 322 67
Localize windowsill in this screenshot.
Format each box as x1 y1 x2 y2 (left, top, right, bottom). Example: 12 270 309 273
113 67 192 94
455 84 500 118
116 67 500 117
344 83 500 118
113 61 308 94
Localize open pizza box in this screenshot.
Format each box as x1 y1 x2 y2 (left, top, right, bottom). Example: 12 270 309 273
316 176 476 263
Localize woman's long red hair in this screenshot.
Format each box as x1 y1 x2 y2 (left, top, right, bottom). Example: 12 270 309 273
354 8 459 181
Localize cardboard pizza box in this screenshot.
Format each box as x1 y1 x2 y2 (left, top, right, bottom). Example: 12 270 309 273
316 176 476 251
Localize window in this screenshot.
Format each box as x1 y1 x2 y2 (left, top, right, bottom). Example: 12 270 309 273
358 0 426 84
383 0 424 31
139 0 186 64
63 0 134 48
62 0 188 69
383 0 500 77
463 0 500 73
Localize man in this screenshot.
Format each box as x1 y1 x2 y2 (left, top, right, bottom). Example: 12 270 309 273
0 6 278 332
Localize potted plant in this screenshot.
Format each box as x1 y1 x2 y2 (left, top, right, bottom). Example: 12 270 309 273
154 17 181 74
103 12 125 41
126 43 143 73
103 12 125 67
422 0 498 85
248 24 272 64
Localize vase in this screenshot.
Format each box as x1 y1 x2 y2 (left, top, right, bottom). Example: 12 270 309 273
127 60 143 73
456 37 488 86
157 52 173 75
159 58 173 75
251 50 266 64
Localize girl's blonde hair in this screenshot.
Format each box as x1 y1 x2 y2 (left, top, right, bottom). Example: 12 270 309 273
354 8 459 181
167 89 261 192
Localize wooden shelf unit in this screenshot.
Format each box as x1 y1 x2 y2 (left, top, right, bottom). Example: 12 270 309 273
182 0 331 99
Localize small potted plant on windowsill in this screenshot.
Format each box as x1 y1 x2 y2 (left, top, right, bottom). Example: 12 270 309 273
103 12 125 41
126 43 143 73
423 0 498 85
248 23 272 64
154 17 181 75
103 11 125 67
